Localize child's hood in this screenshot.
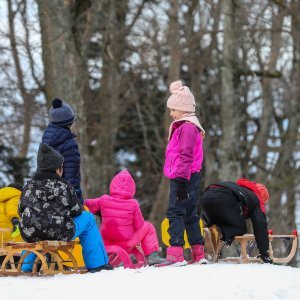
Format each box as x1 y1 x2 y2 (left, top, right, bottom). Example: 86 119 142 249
0 187 21 203
109 170 136 199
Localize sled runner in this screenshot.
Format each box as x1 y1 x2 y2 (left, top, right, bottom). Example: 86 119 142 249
0 240 85 276
106 244 146 269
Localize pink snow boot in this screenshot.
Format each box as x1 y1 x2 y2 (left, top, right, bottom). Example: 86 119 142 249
156 246 187 267
190 244 208 264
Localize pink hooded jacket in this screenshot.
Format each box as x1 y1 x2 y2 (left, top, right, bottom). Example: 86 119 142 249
84 171 144 242
164 121 203 180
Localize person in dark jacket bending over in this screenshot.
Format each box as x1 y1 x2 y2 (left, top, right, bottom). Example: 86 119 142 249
19 143 111 273
200 178 272 263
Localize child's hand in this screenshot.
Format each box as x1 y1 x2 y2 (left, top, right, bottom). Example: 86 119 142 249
174 178 189 202
83 205 90 212
11 217 21 238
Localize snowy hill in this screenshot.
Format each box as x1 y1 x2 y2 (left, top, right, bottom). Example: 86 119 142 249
1 263 300 300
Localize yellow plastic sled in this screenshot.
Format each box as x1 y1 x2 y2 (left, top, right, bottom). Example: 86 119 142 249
60 238 85 268
161 218 204 249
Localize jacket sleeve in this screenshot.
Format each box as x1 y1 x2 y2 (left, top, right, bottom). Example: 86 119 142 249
250 202 269 256
84 197 102 214
67 183 83 217
18 185 28 215
62 139 81 189
133 201 144 231
175 123 198 180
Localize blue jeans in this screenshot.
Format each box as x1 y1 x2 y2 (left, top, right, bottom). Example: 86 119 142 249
166 172 204 246
21 211 108 272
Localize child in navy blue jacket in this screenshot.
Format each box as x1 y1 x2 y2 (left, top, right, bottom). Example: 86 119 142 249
42 98 83 202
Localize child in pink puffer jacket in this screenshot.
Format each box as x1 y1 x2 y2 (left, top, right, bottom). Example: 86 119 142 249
84 170 164 266
161 80 207 266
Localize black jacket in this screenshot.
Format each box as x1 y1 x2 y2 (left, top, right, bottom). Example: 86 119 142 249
200 182 269 256
19 172 83 242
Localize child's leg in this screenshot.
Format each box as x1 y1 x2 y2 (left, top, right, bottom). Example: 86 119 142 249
113 222 159 256
73 211 109 270
138 222 159 256
184 172 204 246
166 179 186 246
21 251 37 272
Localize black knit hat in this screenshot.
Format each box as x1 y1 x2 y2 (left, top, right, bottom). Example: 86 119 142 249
50 98 75 126
7 183 23 192
37 143 64 172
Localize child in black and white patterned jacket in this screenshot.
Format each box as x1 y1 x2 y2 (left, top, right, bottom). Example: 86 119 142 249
19 143 111 273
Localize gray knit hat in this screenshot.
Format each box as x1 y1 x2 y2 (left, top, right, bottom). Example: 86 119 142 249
50 98 75 126
37 143 64 172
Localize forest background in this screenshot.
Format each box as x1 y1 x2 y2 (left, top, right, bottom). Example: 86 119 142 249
0 0 299 264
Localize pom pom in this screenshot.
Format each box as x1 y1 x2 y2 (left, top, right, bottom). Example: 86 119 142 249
52 98 63 108
40 143 50 153
170 80 184 93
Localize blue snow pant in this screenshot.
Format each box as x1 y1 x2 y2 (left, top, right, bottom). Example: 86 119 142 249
166 172 204 247
21 211 108 272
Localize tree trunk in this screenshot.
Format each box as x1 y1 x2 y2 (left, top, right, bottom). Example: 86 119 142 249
84 0 129 196
37 0 92 197
149 1 182 231
219 0 242 180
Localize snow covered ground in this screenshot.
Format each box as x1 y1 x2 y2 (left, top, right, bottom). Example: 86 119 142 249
1 263 300 300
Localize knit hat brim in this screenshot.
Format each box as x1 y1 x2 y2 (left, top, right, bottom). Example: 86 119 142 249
167 102 196 112
51 116 75 126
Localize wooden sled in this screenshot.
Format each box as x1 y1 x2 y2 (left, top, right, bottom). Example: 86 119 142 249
204 227 298 264
0 240 86 276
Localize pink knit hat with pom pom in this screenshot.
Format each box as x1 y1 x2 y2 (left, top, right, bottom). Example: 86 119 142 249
167 80 196 112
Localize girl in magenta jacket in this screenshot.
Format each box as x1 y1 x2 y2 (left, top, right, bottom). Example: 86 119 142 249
162 80 207 266
84 170 164 266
